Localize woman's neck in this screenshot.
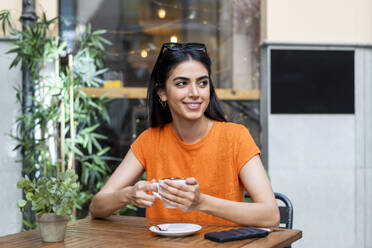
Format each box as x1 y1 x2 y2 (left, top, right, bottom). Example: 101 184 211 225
172 116 213 145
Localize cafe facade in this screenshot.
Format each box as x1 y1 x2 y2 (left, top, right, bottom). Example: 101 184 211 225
0 0 371 247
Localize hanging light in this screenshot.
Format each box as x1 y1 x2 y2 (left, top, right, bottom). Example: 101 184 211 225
140 49 148 58
170 35 178 43
158 8 166 19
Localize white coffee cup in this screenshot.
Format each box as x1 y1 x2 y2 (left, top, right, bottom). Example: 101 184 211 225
152 177 186 209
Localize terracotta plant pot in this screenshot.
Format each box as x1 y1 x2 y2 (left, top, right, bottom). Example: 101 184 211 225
36 213 69 242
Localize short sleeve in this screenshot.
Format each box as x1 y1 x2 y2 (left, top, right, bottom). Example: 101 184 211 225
130 129 151 170
235 125 261 173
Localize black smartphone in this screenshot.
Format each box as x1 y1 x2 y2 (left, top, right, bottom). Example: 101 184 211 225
204 227 270 242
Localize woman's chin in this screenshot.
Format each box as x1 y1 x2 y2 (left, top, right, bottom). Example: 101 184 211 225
184 113 207 122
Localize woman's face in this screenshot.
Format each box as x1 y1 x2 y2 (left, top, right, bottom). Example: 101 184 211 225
157 60 210 123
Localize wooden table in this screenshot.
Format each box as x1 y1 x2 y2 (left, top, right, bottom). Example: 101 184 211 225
0 216 302 247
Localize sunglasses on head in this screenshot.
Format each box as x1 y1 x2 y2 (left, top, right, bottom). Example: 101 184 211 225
159 42 207 54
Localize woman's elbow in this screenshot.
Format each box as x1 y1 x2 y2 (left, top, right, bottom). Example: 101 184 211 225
89 200 99 219
261 206 280 227
89 194 108 219
271 207 280 227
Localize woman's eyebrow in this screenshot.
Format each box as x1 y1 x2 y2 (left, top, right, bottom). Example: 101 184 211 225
173 76 189 81
172 75 209 81
197 75 209 81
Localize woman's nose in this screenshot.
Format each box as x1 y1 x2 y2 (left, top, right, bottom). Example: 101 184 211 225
189 83 199 97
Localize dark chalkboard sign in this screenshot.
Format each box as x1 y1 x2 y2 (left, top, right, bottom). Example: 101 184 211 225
270 49 354 114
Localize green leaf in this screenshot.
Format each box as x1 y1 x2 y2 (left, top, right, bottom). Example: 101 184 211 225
92 133 107 140
91 135 102 151
97 36 112 45
26 192 33 201
87 137 92 154
92 29 106 35
17 199 27 208
70 145 84 157
94 68 108 76
126 204 137 211
97 147 110 156
82 123 99 133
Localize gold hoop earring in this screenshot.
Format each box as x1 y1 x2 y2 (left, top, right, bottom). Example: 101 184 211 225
159 98 167 107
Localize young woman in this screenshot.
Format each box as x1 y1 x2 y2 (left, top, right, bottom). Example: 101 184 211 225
89 43 280 227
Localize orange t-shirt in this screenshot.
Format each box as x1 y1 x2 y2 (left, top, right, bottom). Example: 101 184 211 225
130 121 260 225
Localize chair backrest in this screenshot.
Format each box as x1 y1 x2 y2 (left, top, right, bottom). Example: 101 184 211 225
274 192 293 229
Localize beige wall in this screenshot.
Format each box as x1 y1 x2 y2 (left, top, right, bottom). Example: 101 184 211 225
0 0 58 36
261 0 372 43
36 0 58 19
0 1 22 32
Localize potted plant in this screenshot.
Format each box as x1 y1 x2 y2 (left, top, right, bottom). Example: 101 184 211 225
0 9 113 238
17 170 82 242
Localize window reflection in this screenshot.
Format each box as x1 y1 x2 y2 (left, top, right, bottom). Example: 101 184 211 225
76 0 224 87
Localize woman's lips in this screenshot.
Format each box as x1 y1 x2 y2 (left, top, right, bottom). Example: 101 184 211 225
184 102 201 110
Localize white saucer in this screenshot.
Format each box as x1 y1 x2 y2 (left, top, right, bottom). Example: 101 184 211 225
149 223 202 237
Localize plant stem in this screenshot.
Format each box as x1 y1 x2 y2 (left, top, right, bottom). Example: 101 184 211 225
60 98 65 173
55 36 64 174
67 54 75 171
68 54 77 219
42 61 47 176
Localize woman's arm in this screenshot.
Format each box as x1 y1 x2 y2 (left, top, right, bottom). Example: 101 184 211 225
199 155 279 226
158 155 280 227
89 149 156 219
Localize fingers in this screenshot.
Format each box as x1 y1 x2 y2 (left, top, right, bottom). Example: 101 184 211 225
159 180 200 211
136 180 157 192
162 179 198 195
161 196 184 209
162 180 184 193
159 189 199 211
136 182 157 200
136 199 155 208
138 190 156 202
129 191 154 208
128 181 157 208
186 177 197 185
158 190 183 209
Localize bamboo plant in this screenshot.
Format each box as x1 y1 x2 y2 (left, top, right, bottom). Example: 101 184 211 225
0 10 113 229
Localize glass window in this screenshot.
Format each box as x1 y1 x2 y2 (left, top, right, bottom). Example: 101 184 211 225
72 0 253 89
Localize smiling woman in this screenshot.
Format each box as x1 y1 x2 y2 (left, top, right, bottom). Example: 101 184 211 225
147 43 226 128
89 42 279 227
157 60 211 131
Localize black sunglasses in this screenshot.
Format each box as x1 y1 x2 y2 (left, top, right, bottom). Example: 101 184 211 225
159 42 207 54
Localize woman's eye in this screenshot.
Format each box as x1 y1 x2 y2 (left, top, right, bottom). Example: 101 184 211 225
199 80 209 87
176 81 186 87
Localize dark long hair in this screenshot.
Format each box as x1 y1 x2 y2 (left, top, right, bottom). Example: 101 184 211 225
147 43 226 127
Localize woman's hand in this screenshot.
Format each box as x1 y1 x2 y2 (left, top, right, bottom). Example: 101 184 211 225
158 177 202 211
125 180 157 208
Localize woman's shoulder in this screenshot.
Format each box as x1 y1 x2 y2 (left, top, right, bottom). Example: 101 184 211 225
137 123 170 139
213 121 253 143
215 121 247 132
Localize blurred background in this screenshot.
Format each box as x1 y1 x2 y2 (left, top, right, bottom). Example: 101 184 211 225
1 0 371 247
